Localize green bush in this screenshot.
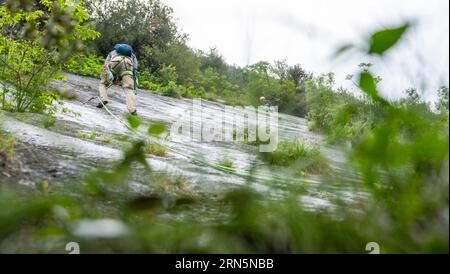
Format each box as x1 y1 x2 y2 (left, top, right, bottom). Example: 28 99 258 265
139 80 162 91
0 38 61 113
64 54 104 78
158 81 181 98
0 1 99 113
305 73 384 144
157 64 178 86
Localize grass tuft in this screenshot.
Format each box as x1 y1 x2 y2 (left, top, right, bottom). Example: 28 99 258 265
145 142 168 157
261 139 331 175
218 157 234 168
0 132 17 167
43 115 56 129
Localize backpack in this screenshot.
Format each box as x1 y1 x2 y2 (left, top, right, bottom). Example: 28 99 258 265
114 44 133 57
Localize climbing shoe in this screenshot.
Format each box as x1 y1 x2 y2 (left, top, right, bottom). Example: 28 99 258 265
96 101 108 108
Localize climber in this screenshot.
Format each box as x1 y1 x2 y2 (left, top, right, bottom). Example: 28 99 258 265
97 44 138 115
259 96 272 112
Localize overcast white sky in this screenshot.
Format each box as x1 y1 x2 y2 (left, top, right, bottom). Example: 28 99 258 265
162 0 449 102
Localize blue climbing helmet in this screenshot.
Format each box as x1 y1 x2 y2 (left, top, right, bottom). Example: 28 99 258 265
114 44 133 57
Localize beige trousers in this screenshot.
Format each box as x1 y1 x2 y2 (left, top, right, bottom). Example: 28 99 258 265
99 55 136 113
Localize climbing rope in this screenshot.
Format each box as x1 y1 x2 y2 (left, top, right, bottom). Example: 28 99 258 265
96 97 319 185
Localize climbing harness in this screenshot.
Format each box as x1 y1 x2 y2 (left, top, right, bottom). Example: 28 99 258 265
107 55 138 94
109 56 134 78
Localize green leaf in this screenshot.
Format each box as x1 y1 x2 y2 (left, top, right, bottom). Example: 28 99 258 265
358 72 388 105
127 115 141 129
368 23 410 55
148 123 166 136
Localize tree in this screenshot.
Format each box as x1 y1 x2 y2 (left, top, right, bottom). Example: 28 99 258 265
288 64 312 87
148 39 200 85
88 0 202 85
199 47 227 74
0 0 99 112
436 86 449 114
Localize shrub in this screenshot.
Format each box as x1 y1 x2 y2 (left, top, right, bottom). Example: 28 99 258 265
64 54 104 78
158 81 181 99
0 1 99 113
0 39 60 113
305 73 384 144
139 80 161 91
